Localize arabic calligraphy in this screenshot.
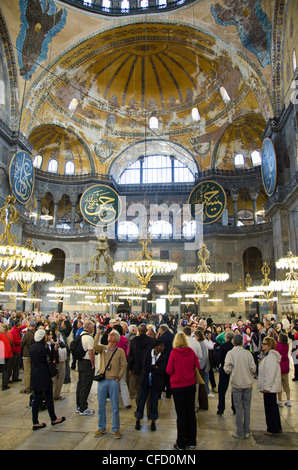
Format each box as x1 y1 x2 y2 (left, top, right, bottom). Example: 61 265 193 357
189 180 226 224
9 151 34 204
80 184 121 226
261 138 277 196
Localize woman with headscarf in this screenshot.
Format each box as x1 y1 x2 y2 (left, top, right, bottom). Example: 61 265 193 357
29 328 66 430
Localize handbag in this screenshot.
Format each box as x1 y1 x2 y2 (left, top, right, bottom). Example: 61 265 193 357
47 355 58 378
94 347 118 382
195 367 205 385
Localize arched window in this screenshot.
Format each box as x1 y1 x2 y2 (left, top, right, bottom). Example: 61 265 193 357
182 220 197 238
65 161 75 175
118 155 194 184
102 0 110 9
219 86 231 103
149 116 159 129
191 107 200 121
251 150 261 166
48 159 58 173
234 153 245 168
293 49 297 72
33 154 43 169
149 220 172 238
118 221 139 239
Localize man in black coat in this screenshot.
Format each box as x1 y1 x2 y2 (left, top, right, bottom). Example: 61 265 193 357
158 324 174 398
128 323 153 403
217 330 235 415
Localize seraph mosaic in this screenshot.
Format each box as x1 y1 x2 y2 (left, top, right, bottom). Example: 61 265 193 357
211 0 272 68
16 0 67 80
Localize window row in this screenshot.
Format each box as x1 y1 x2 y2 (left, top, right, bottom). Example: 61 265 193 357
33 155 75 175
235 151 261 168
118 155 195 184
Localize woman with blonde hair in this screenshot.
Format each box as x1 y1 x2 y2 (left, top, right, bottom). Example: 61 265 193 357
166 332 200 450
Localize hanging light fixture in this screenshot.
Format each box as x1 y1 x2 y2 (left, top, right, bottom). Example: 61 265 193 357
181 243 229 296
246 261 277 304
50 235 147 306
113 235 177 292
0 196 53 292
268 251 298 303
160 282 182 304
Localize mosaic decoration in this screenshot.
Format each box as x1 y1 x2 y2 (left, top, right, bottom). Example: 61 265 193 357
9 151 34 204
188 180 226 225
261 138 277 197
16 0 67 80
211 0 272 68
80 184 121 227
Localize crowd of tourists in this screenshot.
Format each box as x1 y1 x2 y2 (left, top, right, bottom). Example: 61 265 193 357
0 307 297 449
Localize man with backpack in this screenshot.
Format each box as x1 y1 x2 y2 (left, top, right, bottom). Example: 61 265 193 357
74 320 95 416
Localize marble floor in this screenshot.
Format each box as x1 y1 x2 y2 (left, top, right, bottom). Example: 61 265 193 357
1 363 298 455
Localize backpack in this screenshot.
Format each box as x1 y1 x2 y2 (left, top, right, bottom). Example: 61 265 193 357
70 332 91 360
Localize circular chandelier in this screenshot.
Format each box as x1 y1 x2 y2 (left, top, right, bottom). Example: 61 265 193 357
0 196 53 292
181 243 229 295
50 236 149 307
113 236 178 292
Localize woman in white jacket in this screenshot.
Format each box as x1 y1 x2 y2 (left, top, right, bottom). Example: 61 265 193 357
258 336 282 435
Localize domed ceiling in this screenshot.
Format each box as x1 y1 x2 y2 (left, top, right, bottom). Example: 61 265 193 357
22 21 273 176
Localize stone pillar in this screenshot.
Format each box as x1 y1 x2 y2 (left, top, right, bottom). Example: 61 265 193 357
53 199 59 228
231 191 239 227
249 191 259 225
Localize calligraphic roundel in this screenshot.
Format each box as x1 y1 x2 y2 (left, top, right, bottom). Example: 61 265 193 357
80 184 121 227
9 151 34 204
261 138 277 197
188 180 227 225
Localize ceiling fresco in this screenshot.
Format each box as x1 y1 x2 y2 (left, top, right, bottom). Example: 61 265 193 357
18 21 272 176
1 0 282 179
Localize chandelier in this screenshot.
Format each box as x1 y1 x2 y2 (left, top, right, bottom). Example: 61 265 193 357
181 243 229 295
113 235 178 292
228 274 260 303
268 251 298 303
246 262 277 304
0 196 53 292
160 282 182 304
8 239 55 296
50 236 147 307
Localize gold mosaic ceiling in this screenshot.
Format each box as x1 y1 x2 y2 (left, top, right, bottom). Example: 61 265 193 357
23 22 271 175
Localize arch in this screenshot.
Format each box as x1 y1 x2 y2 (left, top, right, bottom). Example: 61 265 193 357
109 139 198 181
45 248 66 282
242 246 263 282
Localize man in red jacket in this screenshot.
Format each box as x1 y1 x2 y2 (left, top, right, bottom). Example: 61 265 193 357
0 323 13 390
8 319 22 384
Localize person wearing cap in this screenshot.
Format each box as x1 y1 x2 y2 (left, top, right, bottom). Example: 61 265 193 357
20 320 37 394
29 328 66 430
224 334 256 439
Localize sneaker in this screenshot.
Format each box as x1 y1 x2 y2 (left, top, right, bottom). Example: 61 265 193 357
173 443 185 450
232 432 244 439
278 401 283 407
79 408 94 416
208 393 215 398
244 432 251 439
285 401 291 406
95 429 106 437
113 430 121 439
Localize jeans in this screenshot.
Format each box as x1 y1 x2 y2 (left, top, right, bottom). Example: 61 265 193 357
97 379 120 432
232 386 252 436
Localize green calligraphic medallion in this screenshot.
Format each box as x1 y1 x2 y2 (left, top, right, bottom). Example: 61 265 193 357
9 151 34 204
261 138 277 196
80 184 121 226
188 180 226 225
